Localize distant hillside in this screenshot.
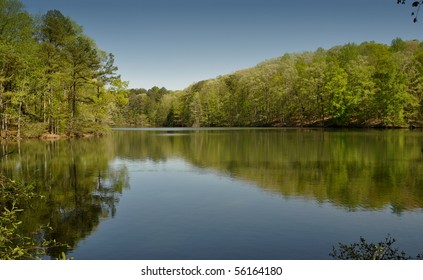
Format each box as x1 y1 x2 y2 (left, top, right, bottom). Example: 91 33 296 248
123 38 423 128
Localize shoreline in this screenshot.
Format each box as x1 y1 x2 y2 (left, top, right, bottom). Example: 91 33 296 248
1 125 421 144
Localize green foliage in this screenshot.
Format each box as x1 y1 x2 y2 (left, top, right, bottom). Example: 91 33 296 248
120 86 174 126
0 175 70 259
330 235 423 260
0 0 127 139
2 0 423 131
121 39 422 128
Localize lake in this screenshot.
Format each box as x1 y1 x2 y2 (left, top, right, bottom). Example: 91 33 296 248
1 128 423 259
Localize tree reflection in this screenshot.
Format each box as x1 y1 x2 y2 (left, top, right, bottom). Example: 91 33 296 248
112 129 423 212
1 129 422 258
0 138 129 258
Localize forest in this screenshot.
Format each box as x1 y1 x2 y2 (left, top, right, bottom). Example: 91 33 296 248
124 39 423 128
2 0 423 142
2 0 423 261
0 0 127 140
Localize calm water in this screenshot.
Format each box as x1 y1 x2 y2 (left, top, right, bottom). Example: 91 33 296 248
1 128 423 259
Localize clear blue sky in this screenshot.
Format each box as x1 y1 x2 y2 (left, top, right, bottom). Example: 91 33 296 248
21 0 423 90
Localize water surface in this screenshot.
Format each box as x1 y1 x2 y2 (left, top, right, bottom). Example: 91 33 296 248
1 128 422 259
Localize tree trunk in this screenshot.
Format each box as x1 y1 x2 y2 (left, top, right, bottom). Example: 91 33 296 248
71 81 77 118
4 113 8 141
17 101 21 139
0 82 3 138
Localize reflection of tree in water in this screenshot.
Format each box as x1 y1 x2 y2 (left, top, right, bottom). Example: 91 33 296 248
45 165 129 258
0 138 129 259
95 168 130 218
113 129 423 213
1 130 422 258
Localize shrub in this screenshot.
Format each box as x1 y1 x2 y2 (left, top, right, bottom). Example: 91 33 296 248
0 176 69 260
330 235 423 260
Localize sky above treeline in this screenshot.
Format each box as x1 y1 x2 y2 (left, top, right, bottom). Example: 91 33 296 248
21 0 423 90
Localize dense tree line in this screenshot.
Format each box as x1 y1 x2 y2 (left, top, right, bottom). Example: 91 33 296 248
0 0 127 139
123 39 423 128
3 0 423 133
117 86 173 126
